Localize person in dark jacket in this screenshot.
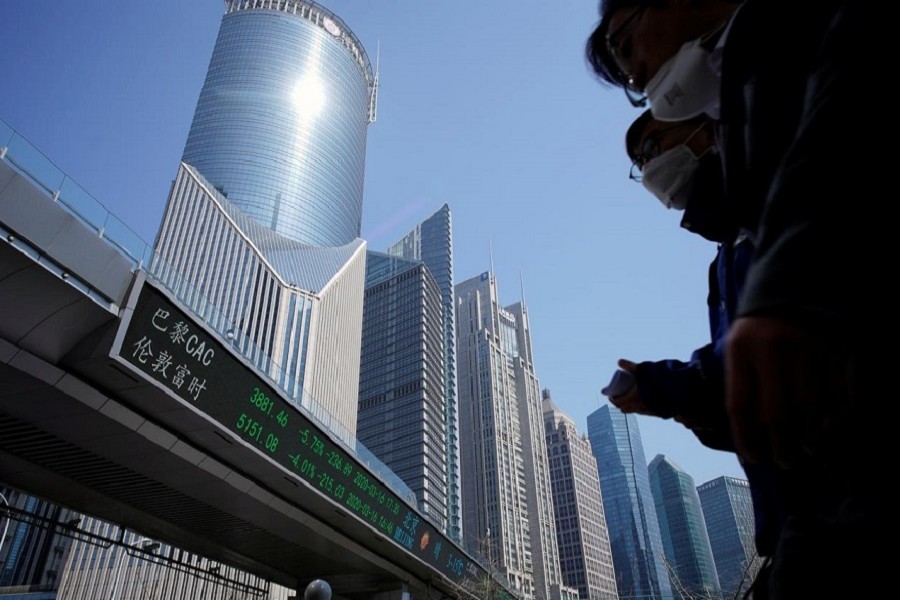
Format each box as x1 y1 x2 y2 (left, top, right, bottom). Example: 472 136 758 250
586 2 881 598
608 112 783 594
610 110 750 454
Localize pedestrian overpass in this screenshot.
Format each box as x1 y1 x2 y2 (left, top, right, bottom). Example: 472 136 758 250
0 120 515 600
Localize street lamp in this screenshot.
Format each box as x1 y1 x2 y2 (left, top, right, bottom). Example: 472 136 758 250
303 579 332 600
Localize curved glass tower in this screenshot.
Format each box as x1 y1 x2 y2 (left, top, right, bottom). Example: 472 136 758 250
648 455 720 599
160 0 377 436
183 0 376 247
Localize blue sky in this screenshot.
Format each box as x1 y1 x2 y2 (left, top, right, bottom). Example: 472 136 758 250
0 1 741 485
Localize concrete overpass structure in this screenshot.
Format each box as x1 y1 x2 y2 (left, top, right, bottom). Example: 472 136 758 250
0 122 516 600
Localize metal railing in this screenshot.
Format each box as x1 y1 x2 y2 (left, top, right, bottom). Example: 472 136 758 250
0 118 154 271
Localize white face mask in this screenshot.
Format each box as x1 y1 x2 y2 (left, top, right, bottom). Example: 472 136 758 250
641 145 700 209
645 36 719 122
639 121 709 209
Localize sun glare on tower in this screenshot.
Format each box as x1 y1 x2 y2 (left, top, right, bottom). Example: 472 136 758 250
292 76 325 119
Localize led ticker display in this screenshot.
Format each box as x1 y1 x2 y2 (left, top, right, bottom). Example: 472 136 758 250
113 281 514 598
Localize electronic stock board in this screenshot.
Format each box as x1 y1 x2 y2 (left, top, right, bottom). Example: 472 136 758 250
112 278 514 598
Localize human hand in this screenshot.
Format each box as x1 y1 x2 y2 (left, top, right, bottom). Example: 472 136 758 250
608 359 653 416
725 316 840 469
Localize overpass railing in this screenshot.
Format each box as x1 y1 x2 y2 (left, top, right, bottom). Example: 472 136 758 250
0 115 419 512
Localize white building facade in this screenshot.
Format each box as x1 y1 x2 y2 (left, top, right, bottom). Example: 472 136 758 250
543 393 619 600
152 163 366 439
455 272 571 600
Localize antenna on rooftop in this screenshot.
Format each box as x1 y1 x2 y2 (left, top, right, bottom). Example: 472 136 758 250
489 238 495 279
519 270 526 306
368 41 380 124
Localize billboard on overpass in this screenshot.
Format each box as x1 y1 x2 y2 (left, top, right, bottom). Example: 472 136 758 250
111 277 515 599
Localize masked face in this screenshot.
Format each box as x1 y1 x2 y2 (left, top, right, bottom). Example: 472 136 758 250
641 145 702 209
639 121 710 209
645 35 719 121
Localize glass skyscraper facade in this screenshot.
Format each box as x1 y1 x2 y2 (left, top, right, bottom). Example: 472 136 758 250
587 405 674 600
697 476 760 597
388 204 461 542
543 392 619 600
156 0 377 436
182 0 377 247
648 455 720 599
357 252 448 531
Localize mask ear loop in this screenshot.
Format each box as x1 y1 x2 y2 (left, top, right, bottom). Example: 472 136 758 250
640 119 715 178
683 120 717 160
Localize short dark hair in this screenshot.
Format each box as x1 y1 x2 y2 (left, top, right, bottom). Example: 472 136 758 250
585 0 665 87
587 1 738 87
625 109 656 161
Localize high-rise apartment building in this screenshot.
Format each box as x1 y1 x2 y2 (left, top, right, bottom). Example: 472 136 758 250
648 455 720 599
455 272 569 600
387 204 462 542
153 0 377 437
587 405 674 600
697 476 760 597
357 252 447 530
542 392 619 600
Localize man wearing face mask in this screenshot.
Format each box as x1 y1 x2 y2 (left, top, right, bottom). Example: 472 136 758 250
610 111 740 436
607 113 782 599
587 2 880 598
585 0 741 115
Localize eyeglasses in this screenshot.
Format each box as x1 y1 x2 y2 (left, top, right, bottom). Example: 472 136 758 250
628 121 707 182
624 82 648 108
606 5 649 106
629 134 661 182
629 125 677 182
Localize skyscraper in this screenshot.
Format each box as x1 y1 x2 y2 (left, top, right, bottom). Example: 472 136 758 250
357 252 447 531
697 476 760 597
648 455 720 599
153 0 377 436
455 272 568 600
0 485 76 596
183 0 377 248
543 392 619 600
587 405 674 600
388 204 461 542
4 2 375 598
